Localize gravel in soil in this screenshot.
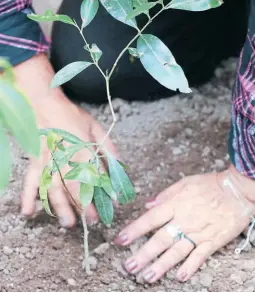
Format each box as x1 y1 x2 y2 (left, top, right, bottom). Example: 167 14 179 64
1 58 255 291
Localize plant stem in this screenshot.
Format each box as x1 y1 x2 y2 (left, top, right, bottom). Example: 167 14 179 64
75 6 166 155
82 208 91 275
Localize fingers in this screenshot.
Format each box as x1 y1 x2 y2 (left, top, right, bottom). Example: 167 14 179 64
115 200 174 246
21 162 41 216
142 236 196 283
48 185 76 228
176 241 214 282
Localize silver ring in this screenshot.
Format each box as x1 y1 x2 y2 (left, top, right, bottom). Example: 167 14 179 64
164 223 183 242
183 234 197 249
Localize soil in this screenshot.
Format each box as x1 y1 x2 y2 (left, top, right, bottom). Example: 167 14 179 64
1 58 255 292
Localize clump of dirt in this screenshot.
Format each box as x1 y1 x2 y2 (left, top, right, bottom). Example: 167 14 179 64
1 58 255 291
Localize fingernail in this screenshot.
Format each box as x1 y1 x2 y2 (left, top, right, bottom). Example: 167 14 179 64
145 198 160 209
115 232 129 245
125 259 137 273
143 271 156 282
59 216 71 227
177 271 187 282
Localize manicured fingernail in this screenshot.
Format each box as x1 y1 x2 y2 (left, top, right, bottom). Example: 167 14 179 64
143 271 156 282
125 259 138 273
145 198 160 209
115 232 129 245
59 216 71 227
177 271 187 282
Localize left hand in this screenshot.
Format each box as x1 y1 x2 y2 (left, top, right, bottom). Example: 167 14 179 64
115 165 255 283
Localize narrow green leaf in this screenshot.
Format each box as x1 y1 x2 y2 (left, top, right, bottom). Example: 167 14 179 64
126 2 157 20
51 144 85 173
137 34 191 93
100 173 117 201
40 128 85 145
80 183 94 207
57 142 65 151
51 61 92 88
100 0 137 28
81 0 99 28
128 47 141 58
93 187 114 225
90 44 103 62
47 131 61 152
107 152 136 204
166 0 223 11
68 161 80 168
0 81 40 157
28 10 74 25
64 163 99 186
0 58 15 83
0 126 11 195
39 167 54 216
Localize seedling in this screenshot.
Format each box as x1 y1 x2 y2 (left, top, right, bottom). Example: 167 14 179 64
0 0 223 274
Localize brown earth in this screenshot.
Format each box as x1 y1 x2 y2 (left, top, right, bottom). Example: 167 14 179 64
1 59 255 291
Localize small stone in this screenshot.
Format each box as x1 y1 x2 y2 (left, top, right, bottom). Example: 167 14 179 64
230 273 243 285
67 278 76 286
3 269 9 275
134 186 141 194
185 128 193 136
245 286 254 292
202 146 211 157
129 285 135 291
245 277 255 287
199 273 213 287
19 247 30 254
214 159 225 170
94 243 110 256
33 227 43 236
88 256 98 270
52 239 64 250
59 228 67 234
172 147 182 156
208 258 221 269
3 246 13 256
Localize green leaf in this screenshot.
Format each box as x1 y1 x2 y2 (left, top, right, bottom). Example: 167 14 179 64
126 2 157 20
0 80 40 157
28 9 74 25
100 173 117 201
0 58 15 83
51 144 85 173
57 142 65 151
100 0 137 28
64 163 99 186
90 44 103 62
68 161 80 168
93 187 114 225
128 47 141 58
0 126 11 195
51 61 92 88
137 34 191 93
39 167 54 216
107 152 136 204
80 183 94 207
81 0 99 28
47 131 61 152
133 0 149 8
166 0 223 11
40 128 85 145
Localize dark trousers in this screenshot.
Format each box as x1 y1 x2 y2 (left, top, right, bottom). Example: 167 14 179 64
50 0 249 104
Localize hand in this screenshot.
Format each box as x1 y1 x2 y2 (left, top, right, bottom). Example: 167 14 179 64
115 165 255 282
14 54 117 227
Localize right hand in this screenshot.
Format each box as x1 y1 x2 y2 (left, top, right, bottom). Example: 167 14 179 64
21 97 117 228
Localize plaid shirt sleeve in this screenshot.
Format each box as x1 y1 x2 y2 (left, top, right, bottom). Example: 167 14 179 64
0 0 50 66
229 0 255 179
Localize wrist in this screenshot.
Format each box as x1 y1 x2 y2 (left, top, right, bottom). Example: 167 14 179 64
222 165 255 214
